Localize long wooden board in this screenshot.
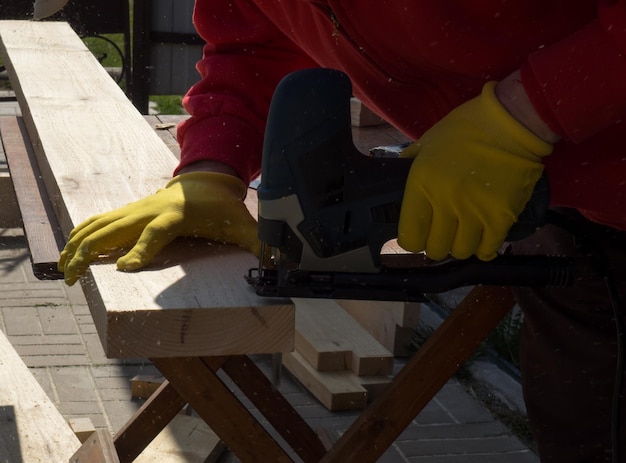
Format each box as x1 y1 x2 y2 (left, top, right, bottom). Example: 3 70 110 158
0 20 294 358
0 116 65 279
0 328 81 462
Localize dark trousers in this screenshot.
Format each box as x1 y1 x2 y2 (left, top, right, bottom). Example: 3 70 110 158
511 209 626 462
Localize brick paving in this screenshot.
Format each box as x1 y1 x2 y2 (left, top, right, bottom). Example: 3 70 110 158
0 100 538 461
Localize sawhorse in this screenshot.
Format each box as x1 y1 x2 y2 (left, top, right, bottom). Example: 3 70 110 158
101 285 514 463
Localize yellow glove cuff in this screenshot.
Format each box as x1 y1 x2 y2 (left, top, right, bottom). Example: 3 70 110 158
401 82 554 161
479 81 553 159
165 171 248 199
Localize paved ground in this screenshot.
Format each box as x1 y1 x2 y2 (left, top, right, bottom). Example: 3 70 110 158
0 98 538 462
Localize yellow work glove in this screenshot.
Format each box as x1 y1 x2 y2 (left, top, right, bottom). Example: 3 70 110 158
58 172 260 285
398 81 553 261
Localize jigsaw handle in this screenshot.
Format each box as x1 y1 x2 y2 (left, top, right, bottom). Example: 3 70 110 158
258 68 548 269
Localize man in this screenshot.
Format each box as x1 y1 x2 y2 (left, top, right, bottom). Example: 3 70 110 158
42 1 626 460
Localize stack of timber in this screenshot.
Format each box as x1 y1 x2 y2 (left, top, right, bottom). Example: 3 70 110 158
283 298 420 411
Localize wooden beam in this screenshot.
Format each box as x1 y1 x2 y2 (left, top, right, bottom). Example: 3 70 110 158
0 328 81 462
134 415 226 463
350 98 385 127
337 299 421 356
70 429 120 463
68 417 97 443
357 374 393 403
222 355 327 463
114 379 189 463
0 116 64 279
293 298 393 376
282 350 368 411
129 374 166 400
321 286 516 463
153 356 295 463
0 20 294 358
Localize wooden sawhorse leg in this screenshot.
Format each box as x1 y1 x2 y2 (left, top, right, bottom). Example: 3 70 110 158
220 355 328 461
321 285 515 462
114 378 188 462
112 355 327 463
94 285 513 463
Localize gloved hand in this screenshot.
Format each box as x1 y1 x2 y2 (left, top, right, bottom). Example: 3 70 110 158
58 172 260 285
398 81 553 261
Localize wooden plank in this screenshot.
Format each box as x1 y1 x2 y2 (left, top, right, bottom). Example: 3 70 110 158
114 379 189 463
321 286 516 463
134 414 226 463
0 21 294 358
0 132 21 229
282 350 368 411
0 328 81 462
130 374 166 400
337 300 421 356
0 175 21 229
0 116 65 279
144 115 184 159
357 375 393 403
351 126 410 156
79 240 294 358
293 298 394 376
222 355 327 463
68 417 97 443
350 97 385 127
70 429 120 463
153 356 295 463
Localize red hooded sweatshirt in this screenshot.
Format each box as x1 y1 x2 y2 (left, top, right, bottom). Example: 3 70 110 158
177 0 626 230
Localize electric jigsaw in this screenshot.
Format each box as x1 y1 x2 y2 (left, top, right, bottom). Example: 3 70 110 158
246 68 574 302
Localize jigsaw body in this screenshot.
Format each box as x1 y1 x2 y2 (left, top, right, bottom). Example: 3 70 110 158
247 68 573 301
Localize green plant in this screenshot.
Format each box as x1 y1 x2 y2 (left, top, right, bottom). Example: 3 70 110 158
83 31 185 114
83 34 125 68
151 95 184 115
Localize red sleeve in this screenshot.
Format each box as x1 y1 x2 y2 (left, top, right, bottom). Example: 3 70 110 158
175 0 317 184
520 0 626 143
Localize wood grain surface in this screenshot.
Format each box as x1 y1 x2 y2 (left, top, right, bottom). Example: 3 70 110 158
0 20 294 358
